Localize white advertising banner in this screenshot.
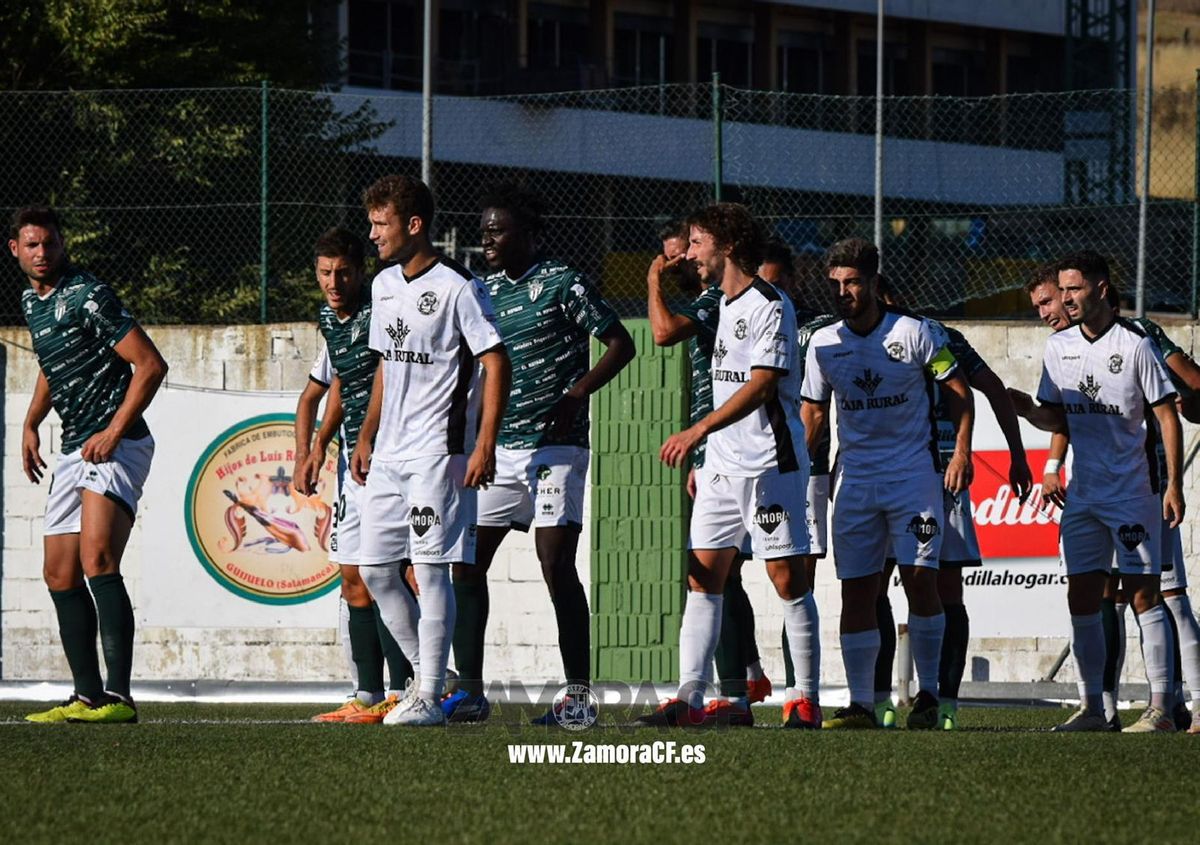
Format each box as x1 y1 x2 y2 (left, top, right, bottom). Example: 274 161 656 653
885 394 1069 638
139 387 341 629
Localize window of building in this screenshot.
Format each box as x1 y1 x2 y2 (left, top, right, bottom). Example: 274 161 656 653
931 47 986 97
527 2 589 71
856 40 909 95
777 31 828 93
613 13 673 86
698 23 753 87
347 0 420 89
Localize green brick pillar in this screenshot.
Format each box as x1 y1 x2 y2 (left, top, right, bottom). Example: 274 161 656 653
591 320 688 683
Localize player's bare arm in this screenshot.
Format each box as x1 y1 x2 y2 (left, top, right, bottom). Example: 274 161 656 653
22 370 52 484
647 254 699 346
465 347 511 489
970 366 1032 502
350 358 384 485
1007 386 1067 433
298 377 343 496
293 376 329 493
1152 399 1185 528
940 370 975 494
1164 352 1200 423
660 367 781 468
1041 430 1069 509
80 327 167 464
800 399 828 458
550 322 635 438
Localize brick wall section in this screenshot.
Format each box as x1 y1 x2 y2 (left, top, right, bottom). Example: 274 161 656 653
3 319 1199 687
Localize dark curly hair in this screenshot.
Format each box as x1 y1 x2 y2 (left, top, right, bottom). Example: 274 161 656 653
824 238 878 278
685 203 766 276
1057 250 1110 286
479 181 548 234
362 174 434 229
313 226 365 268
657 218 688 243
9 205 62 240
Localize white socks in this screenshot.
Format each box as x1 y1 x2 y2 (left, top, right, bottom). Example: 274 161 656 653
678 592 723 710
782 591 820 700
1165 594 1200 706
841 629 880 710
413 563 456 701
908 612 946 696
338 595 356 688
360 563 421 684
1071 612 1105 714
1134 603 1174 709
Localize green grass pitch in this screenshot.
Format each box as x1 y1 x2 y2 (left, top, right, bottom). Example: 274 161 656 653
2 701 1197 843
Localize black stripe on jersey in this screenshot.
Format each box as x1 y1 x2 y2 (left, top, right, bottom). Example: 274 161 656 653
1118 316 1148 339
751 278 782 301
1149 392 1179 408
922 368 941 472
751 365 788 373
765 395 800 474
446 343 474 454
403 258 440 283
1143 400 1162 494
439 255 474 282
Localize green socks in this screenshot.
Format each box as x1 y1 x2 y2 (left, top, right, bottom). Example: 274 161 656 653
86 573 135 699
939 603 969 700
349 604 385 694
451 578 489 696
552 579 591 687
715 574 750 699
49 585 105 701
371 602 414 691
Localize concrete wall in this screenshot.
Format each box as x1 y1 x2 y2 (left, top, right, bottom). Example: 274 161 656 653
3 319 1199 690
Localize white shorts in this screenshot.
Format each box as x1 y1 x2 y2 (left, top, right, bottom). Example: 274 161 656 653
44 436 155 535
940 486 981 566
832 472 944 580
1061 493 1161 577
806 474 829 558
329 454 364 565
477 445 588 531
359 454 476 566
1159 522 1188 592
689 467 810 560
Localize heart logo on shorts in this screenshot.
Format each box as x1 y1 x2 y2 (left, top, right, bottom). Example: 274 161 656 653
410 507 441 538
754 505 788 535
1118 523 1146 552
906 516 940 545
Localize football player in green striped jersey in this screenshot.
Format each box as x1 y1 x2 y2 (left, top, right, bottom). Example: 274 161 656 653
446 183 635 724
294 227 414 723
10 206 168 724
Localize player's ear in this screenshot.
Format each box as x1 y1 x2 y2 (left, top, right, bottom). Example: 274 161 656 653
407 214 424 237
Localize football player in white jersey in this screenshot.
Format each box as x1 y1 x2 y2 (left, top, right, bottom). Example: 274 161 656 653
1015 251 1183 732
350 175 511 727
643 203 821 728
802 238 974 729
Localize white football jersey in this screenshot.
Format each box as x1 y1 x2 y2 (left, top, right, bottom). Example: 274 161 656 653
1037 317 1175 504
309 343 332 385
369 257 504 461
705 279 806 477
802 308 958 482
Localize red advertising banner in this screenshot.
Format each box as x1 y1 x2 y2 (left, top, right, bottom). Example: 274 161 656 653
969 449 1061 558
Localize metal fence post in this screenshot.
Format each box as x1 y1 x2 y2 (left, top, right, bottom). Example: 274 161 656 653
711 73 722 202
260 80 269 325
1193 68 1199 318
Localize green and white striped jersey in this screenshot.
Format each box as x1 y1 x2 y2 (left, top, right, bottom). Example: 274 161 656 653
484 259 619 450
22 268 149 453
312 300 376 454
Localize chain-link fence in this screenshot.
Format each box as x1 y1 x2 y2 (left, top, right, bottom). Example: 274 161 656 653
2 82 1196 324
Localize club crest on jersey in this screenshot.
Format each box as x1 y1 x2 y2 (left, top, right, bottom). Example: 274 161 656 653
350 321 363 345
385 318 411 348
886 342 905 362
1107 354 1124 374
1118 523 1147 552
852 368 883 396
697 308 709 322
1079 374 1102 401
906 515 940 545
734 319 748 340
528 279 544 301
417 291 439 315
54 296 68 322
536 464 552 481
714 339 728 366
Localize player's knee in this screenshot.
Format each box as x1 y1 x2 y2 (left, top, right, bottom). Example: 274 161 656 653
453 561 488 584
541 558 579 595
79 547 119 579
340 571 371 607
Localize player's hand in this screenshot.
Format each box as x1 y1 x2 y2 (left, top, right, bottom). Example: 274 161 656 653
548 392 586 440
291 454 309 495
350 442 372 485
81 427 121 464
647 253 684 287
943 452 972 494
1007 388 1034 419
403 562 420 596
1009 456 1034 505
1163 484 1185 529
1040 470 1066 509
298 449 325 496
686 467 697 500
464 443 496 489
22 427 46 484
660 426 703 469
